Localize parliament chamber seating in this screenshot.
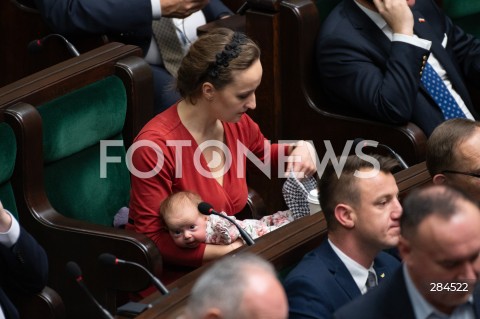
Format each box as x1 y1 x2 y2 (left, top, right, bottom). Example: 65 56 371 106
224 0 429 213
0 0 107 87
279 0 427 165
0 111 65 319
0 42 162 318
121 161 432 319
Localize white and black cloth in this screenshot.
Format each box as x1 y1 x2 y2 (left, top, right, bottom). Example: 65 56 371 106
282 174 317 219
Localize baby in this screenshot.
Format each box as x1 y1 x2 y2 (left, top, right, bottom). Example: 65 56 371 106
160 191 306 248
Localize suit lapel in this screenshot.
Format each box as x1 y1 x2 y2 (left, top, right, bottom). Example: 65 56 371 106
412 10 474 109
372 254 397 284
472 284 480 318
343 0 391 57
321 241 362 300
381 268 416 319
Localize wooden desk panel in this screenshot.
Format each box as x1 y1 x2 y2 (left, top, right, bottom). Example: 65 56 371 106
130 212 327 319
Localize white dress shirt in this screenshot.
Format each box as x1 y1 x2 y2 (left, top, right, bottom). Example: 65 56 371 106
0 206 21 319
145 0 205 66
403 265 475 319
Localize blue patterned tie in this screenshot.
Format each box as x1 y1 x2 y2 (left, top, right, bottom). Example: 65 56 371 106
421 62 466 120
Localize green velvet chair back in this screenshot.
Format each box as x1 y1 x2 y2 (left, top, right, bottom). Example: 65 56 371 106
442 0 480 38
316 0 341 21
0 121 19 219
37 76 130 227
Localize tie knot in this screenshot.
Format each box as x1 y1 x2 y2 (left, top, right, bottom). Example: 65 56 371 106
366 270 377 291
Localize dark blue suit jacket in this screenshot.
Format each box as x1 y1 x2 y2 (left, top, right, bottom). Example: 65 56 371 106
0 226 48 319
32 0 232 53
32 0 232 113
334 266 480 319
316 0 480 136
283 240 401 319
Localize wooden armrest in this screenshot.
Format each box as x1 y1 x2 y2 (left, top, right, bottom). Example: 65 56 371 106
15 286 66 319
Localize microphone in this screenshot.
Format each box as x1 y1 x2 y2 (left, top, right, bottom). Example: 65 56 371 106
353 138 409 170
65 261 114 319
98 253 169 295
198 202 255 246
28 34 80 57
236 1 250 15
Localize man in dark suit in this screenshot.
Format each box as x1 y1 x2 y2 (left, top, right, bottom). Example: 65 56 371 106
0 200 48 319
316 0 480 136
335 184 480 319
426 118 480 203
283 155 402 319
33 0 232 114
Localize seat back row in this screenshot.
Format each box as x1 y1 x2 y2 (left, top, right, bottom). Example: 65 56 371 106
0 42 160 318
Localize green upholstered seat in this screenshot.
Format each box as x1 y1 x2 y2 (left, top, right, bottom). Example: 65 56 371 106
0 122 18 219
37 76 130 226
442 0 480 38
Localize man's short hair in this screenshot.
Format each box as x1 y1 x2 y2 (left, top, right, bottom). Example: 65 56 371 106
426 118 480 176
185 253 276 319
318 154 399 231
400 185 476 239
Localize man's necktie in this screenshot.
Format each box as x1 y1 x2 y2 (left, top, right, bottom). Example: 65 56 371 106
366 270 378 291
421 62 466 120
152 18 185 77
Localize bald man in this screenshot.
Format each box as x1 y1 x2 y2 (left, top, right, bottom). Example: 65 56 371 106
184 253 288 319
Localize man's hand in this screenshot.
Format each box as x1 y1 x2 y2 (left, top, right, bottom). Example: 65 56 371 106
373 0 414 35
0 201 12 233
160 0 210 18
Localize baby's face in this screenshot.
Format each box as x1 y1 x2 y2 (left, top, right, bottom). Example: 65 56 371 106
166 204 207 248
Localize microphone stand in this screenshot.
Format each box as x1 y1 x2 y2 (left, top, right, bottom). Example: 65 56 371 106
209 211 256 246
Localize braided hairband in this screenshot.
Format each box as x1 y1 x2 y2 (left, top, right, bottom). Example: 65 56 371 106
208 32 246 78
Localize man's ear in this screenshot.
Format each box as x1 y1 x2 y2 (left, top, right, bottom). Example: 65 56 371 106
203 308 222 319
432 173 447 185
202 82 216 101
397 236 411 261
334 204 355 229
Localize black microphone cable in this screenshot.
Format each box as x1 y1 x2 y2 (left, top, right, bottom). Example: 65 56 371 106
28 33 80 57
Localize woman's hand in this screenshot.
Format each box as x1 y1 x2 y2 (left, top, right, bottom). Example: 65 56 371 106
285 140 317 179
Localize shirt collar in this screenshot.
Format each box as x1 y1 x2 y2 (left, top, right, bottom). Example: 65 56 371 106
403 264 474 319
354 0 388 31
329 239 374 294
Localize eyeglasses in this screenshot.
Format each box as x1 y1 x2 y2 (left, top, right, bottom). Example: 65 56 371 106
442 170 480 179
